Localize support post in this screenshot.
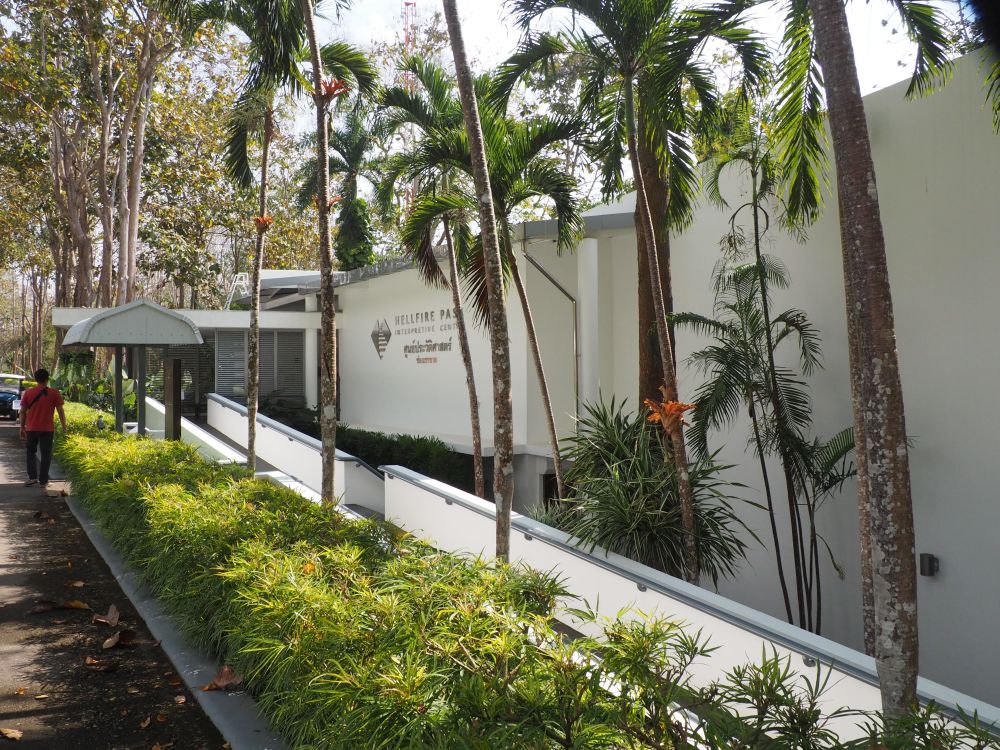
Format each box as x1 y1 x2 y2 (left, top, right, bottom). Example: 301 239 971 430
164 357 182 440
136 345 146 436
304 295 319 410
114 346 124 432
577 237 600 410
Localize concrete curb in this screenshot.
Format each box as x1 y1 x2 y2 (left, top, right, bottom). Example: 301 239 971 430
63 493 287 750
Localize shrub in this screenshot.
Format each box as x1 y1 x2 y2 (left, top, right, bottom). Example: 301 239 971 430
54 404 997 749
538 398 751 585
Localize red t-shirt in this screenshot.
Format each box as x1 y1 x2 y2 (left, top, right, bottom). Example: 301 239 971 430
21 385 64 432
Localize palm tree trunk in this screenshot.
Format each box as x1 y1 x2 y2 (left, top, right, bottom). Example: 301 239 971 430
809 0 918 715
299 0 338 507
749 396 794 624
442 0 515 560
635 109 674 405
247 113 274 474
443 218 485 499
624 83 699 584
508 254 565 501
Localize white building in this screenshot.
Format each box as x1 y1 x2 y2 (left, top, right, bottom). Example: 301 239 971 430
53 52 1000 705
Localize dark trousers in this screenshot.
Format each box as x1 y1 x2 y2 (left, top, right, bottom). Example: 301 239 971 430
26 431 54 484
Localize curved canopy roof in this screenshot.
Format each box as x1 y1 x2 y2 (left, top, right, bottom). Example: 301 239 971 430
62 300 203 347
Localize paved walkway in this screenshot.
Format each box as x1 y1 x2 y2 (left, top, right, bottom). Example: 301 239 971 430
0 421 225 748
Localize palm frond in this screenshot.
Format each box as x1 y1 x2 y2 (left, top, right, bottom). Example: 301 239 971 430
319 41 378 96
885 0 952 98
400 192 473 288
774 0 826 226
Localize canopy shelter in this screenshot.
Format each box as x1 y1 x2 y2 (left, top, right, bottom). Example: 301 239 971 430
62 300 203 434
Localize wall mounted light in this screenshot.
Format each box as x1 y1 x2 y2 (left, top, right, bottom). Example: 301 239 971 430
919 553 940 577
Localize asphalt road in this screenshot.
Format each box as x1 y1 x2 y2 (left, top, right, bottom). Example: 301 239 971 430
0 420 226 748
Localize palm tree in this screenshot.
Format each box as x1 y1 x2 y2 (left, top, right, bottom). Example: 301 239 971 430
298 98 377 271
296 0 375 505
167 0 311 471
504 0 766 581
376 55 485 498
389 73 585 504
224 85 277 473
772 0 949 714
675 256 855 635
441 0 516 560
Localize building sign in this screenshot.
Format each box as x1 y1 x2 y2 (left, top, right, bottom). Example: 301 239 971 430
373 307 457 364
371 319 391 359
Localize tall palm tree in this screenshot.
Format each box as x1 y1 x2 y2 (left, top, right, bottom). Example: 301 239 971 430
441 0 516 560
296 0 375 505
166 0 309 471
376 55 485 499
390 73 585 503
504 0 766 582
772 0 949 714
225 85 277 473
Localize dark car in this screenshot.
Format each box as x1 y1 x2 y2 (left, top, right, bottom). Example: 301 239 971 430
0 374 25 420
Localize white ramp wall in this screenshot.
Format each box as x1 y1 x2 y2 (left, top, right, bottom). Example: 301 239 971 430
206 394 384 515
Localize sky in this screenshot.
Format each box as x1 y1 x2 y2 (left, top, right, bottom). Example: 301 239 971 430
319 0 958 94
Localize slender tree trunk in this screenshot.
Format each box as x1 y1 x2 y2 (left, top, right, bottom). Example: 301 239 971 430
635 114 674 405
749 397 794 624
126 82 153 303
443 0 515 560
624 84 699 583
299 0 338 506
508 253 565 501
749 175 810 629
443 218 485 498
247 114 274 474
809 0 918 715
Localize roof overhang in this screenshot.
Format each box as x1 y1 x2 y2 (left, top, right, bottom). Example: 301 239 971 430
62 300 204 347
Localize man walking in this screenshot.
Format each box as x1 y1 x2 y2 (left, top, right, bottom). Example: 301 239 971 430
19 369 67 489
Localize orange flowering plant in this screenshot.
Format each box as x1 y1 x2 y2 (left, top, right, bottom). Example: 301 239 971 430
321 78 350 99
644 386 695 436
253 215 274 232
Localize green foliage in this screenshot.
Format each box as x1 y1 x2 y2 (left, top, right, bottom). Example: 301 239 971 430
338 424 476 495
52 403 997 749
537 398 750 586
333 196 375 270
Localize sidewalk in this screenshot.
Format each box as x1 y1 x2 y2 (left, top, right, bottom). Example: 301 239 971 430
0 421 225 748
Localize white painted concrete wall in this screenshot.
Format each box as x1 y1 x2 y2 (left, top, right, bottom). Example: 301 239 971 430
206 395 384 515
144 397 244 464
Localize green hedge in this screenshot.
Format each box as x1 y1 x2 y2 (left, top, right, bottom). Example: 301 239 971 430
53 403 996 750
337 424 477 494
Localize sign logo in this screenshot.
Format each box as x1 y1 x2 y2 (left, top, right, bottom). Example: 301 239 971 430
371 319 392 359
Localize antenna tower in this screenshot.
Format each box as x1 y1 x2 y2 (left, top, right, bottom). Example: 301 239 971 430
402 0 418 209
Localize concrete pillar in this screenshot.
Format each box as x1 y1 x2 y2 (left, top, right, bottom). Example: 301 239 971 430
113 346 124 432
136 345 147 436
577 237 600 409
304 295 319 409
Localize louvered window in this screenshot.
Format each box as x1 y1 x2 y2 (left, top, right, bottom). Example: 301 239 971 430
275 331 305 405
215 330 247 401
258 331 277 397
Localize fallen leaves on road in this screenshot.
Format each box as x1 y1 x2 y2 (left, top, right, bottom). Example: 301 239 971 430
65 580 85 588
151 742 174 749
0 727 23 740
201 665 241 692
155 714 167 723
13 688 24 696
33 695 47 700
139 716 151 729
173 695 186 705
92 604 120 627
102 629 137 650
